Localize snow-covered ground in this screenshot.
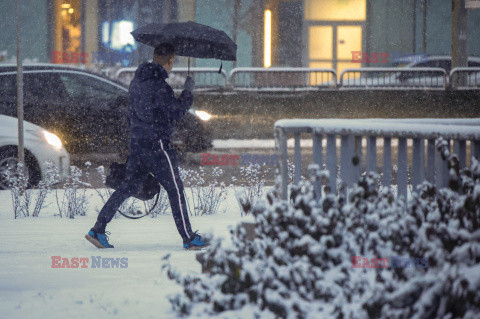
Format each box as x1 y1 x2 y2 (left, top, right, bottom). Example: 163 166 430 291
0 188 252 319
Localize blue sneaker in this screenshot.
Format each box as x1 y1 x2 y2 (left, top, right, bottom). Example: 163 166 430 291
183 232 210 250
85 229 114 248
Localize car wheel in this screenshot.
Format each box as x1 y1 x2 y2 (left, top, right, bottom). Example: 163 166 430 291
0 147 41 190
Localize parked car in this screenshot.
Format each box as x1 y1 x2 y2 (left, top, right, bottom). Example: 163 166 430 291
0 64 213 156
0 115 70 190
340 56 480 88
396 55 480 72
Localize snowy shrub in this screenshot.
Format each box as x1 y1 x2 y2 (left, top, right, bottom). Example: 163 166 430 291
143 189 169 217
56 164 91 218
233 163 269 216
182 167 228 216
8 161 58 218
8 163 31 218
93 165 113 205
32 161 59 217
163 147 480 318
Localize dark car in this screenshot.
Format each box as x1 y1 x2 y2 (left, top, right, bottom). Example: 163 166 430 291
0 64 212 156
395 55 480 84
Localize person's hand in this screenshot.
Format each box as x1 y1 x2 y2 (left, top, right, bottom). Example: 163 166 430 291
184 76 195 92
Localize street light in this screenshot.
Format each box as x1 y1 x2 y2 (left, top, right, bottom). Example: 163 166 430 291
264 9 272 68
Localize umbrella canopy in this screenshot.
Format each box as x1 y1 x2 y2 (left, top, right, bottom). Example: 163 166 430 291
131 21 237 61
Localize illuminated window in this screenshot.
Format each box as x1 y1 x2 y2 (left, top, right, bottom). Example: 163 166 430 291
54 0 82 54
102 20 136 50
305 0 366 21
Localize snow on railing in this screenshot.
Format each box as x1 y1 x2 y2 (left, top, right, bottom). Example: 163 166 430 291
114 67 227 91
274 118 480 200
340 67 447 90
110 66 480 91
450 67 480 90
229 67 337 91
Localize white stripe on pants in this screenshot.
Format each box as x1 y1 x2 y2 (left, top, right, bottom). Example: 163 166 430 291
159 139 190 239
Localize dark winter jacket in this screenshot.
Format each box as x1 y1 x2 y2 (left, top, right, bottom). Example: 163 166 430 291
127 62 193 143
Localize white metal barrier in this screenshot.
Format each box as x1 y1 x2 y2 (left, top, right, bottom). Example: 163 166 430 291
114 67 227 91
340 67 447 90
450 67 480 90
229 67 337 91
111 66 480 91
275 119 480 200
109 67 480 92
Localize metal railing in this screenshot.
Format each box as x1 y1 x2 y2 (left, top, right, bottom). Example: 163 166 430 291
275 118 480 200
114 67 228 91
340 67 447 90
450 67 480 90
110 66 480 91
230 67 337 91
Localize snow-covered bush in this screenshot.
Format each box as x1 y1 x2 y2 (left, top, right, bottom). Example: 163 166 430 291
8 163 31 218
233 163 269 216
182 167 227 216
55 164 91 218
163 149 480 318
93 165 113 205
32 161 59 217
8 161 58 218
144 189 169 217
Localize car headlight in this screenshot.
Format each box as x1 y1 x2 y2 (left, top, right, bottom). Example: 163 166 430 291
42 131 63 148
194 110 212 121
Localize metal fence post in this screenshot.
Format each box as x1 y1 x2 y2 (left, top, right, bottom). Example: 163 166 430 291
276 127 288 200
473 141 480 160
354 136 363 181
435 139 450 189
366 136 377 173
326 134 337 194
412 138 425 191
454 140 467 169
427 139 436 183
294 133 302 184
312 133 323 200
340 135 354 190
382 137 392 187
397 138 408 199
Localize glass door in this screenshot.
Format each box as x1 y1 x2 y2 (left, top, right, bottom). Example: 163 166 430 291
337 25 362 75
308 23 363 78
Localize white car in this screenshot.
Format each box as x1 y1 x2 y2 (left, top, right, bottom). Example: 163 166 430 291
0 115 70 190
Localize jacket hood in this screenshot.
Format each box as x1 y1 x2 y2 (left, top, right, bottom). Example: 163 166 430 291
135 62 169 82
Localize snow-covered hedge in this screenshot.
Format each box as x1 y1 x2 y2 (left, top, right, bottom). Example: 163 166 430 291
163 153 480 318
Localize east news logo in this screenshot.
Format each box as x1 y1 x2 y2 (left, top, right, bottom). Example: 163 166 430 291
351 256 428 269
51 256 128 268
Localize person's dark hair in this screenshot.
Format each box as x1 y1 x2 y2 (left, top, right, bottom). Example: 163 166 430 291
154 43 175 66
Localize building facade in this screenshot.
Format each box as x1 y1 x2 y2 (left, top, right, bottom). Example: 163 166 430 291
0 0 191 66
1 0 479 75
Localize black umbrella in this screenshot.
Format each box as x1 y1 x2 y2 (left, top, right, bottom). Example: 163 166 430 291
131 21 237 73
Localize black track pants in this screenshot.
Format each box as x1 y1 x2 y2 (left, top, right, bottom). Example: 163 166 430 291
95 139 193 240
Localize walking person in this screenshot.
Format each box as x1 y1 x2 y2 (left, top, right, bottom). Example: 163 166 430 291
86 43 209 250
